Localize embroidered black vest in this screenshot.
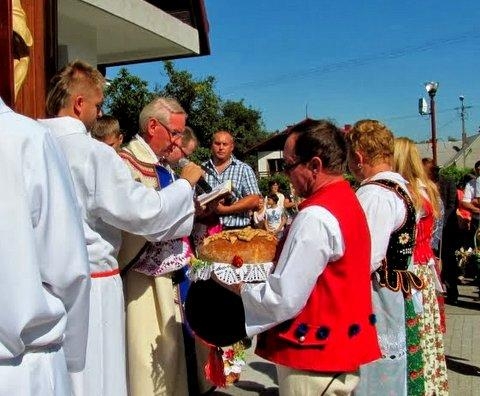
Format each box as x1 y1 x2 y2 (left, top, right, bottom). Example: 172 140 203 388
361 179 424 295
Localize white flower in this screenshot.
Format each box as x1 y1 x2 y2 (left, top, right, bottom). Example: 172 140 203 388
224 359 245 375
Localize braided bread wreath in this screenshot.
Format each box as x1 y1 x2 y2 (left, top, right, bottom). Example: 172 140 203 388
185 228 277 346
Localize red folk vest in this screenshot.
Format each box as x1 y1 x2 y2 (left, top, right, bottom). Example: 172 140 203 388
255 180 381 372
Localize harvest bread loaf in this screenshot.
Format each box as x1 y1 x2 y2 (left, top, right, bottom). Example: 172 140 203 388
186 228 278 346
198 227 277 264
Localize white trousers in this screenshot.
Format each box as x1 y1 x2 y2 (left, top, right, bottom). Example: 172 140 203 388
277 365 359 396
0 347 70 396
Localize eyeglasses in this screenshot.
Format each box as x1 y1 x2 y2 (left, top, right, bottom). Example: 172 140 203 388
282 160 303 173
155 118 184 140
177 143 195 158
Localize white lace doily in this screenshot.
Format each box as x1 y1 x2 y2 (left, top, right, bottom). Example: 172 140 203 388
188 262 274 285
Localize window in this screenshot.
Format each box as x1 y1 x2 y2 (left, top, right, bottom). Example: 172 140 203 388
268 158 285 174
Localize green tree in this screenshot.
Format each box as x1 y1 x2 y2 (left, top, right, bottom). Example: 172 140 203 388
439 165 472 183
156 61 222 148
258 173 291 196
157 61 269 166
105 62 270 171
220 99 269 156
104 68 153 141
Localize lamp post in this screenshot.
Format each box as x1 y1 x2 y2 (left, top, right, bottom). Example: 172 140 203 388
425 82 439 166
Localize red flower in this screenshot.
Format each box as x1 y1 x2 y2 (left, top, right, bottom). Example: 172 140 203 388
406 318 417 327
223 349 235 361
408 345 419 354
409 370 420 380
232 255 244 268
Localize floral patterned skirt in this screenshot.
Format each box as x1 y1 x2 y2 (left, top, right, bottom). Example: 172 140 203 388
356 283 407 395
413 264 449 395
405 295 425 395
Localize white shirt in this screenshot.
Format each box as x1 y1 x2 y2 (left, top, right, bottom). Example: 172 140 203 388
462 179 479 220
39 117 195 273
0 99 90 372
355 171 410 273
474 176 480 198
463 179 475 202
265 206 285 231
241 205 344 336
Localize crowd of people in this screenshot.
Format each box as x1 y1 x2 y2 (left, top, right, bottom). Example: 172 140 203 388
2 57 471 396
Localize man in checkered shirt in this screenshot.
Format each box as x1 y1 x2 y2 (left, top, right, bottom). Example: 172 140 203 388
202 130 261 229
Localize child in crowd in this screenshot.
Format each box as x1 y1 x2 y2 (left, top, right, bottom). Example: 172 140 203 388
265 193 286 239
252 194 266 229
284 183 301 225
91 115 124 151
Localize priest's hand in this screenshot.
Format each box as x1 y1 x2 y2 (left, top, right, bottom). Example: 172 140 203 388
179 162 203 187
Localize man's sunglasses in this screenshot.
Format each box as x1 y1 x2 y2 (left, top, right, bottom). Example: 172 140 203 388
282 160 303 173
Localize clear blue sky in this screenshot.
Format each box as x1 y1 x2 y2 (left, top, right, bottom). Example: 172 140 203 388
107 0 480 142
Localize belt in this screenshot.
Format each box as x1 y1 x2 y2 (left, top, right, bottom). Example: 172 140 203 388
91 268 120 278
0 344 62 365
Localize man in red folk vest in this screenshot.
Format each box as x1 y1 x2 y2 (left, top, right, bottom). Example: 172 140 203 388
219 120 381 395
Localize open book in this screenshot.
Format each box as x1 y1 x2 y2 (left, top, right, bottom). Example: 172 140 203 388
197 180 232 206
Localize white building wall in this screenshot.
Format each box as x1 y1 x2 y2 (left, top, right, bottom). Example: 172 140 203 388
257 150 283 176
58 15 98 66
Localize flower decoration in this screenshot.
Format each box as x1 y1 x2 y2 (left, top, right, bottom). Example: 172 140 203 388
222 342 246 384
189 256 211 271
454 247 479 273
398 233 410 245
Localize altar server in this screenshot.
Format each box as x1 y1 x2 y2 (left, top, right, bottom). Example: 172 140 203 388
40 60 203 396
0 97 90 395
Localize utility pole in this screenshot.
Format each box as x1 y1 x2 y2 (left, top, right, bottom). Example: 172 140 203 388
460 96 467 167
429 93 438 166
458 95 472 168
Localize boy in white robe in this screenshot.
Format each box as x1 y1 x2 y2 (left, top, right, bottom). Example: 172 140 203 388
0 97 90 395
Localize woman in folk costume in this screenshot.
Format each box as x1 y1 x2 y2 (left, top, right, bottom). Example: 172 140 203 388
393 137 448 395
346 120 425 395
118 98 212 396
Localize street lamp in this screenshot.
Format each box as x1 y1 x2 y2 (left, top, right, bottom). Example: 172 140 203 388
425 82 439 166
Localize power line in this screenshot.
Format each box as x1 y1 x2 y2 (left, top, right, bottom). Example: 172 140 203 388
223 29 480 94
383 104 477 122
438 115 458 129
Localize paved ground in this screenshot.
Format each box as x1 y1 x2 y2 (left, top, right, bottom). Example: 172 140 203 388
212 282 480 396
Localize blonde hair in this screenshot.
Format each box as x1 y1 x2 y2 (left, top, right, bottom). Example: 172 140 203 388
345 119 394 166
138 97 186 136
393 137 441 218
46 60 105 116
91 115 121 140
